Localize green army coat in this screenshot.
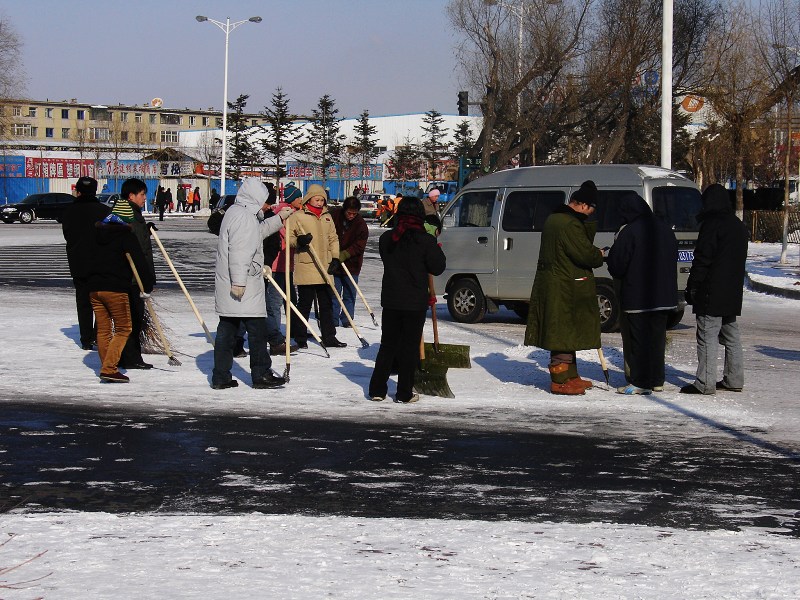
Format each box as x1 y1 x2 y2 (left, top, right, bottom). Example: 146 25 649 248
524 204 604 351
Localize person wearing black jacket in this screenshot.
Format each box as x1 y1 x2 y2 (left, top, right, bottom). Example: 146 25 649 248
606 192 678 394
88 213 154 382
368 197 446 403
681 184 748 394
61 176 112 350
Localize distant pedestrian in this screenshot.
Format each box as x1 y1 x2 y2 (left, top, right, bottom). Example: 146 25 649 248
368 197 446 403
422 188 442 236
176 186 187 212
155 186 168 221
166 188 174 213
331 196 369 327
606 192 678 395
191 186 201 213
680 184 748 395
210 188 220 210
61 176 112 350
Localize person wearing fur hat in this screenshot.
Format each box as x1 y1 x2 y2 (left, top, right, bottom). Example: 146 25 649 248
61 176 111 350
524 180 605 395
114 178 158 371
212 177 294 389
285 184 347 349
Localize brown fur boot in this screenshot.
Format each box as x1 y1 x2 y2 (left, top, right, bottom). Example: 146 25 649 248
566 364 593 390
548 363 586 396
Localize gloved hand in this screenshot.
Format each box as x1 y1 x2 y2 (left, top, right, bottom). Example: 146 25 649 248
139 291 151 299
147 222 159 232
262 265 272 279
327 258 342 275
297 233 313 248
428 295 437 307
230 285 246 300
339 250 350 263
278 206 293 221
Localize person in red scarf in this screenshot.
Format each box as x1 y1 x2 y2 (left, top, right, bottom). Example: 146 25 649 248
285 184 347 349
368 197 446 403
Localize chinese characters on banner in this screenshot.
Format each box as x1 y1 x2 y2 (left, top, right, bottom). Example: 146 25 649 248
0 157 25 178
25 157 95 178
23 157 193 179
97 160 161 178
285 163 384 181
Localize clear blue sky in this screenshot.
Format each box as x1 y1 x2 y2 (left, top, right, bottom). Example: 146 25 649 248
1 0 461 118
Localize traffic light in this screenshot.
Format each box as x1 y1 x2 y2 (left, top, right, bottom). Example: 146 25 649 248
457 91 469 116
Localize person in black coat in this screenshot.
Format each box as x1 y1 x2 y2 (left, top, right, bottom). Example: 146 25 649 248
61 176 112 350
680 184 748 394
368 197 446 403
606 192 678 394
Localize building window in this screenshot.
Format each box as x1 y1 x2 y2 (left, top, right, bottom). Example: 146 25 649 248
160 130 179 143
149 132 157 142
160 113 182 125
120 131 128 142
62 128 70 139
28 107 37 117
119 112 129 123
46 128 54 138
61 109 69 119
216 118 223 128
135 113 142 123
149 114 157 125
11 123 32 136
251 119 258 127
91 108 111 121
12 106 21 116
45 108 53 118
30 127 37 137
189 116 196 126
202 116 209 126
135 131 143 143
89 127 110 141
76 110 85 120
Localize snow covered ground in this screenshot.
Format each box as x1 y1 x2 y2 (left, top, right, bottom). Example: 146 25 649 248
1 226 799 598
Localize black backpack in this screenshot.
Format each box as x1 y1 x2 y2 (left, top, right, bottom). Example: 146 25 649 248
207 208 225 235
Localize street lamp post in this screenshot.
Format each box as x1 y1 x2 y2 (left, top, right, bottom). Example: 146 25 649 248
661 0 673 169
196 15 262 197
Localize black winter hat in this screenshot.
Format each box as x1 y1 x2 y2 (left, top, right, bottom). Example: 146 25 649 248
571 180 598 207
75 176 98 195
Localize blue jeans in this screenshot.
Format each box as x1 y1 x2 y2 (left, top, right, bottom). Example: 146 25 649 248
693 314 743 393
213 316 272 385
265 279 284 346
332 273 358 327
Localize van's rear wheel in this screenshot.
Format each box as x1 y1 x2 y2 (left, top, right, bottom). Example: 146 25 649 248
596 282 620 333
447 278 486 323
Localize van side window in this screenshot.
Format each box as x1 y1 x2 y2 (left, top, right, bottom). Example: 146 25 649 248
502 191 565 232
443 191 495 227
652 186 702 232
590 190 627 232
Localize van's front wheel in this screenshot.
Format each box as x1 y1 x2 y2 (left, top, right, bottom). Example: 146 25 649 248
596 282 620 333
447 278 486 323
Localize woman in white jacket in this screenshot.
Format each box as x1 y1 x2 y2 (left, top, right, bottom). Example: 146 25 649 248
212 177 292 389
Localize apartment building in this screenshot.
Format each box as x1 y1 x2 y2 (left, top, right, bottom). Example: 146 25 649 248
0 97 265 153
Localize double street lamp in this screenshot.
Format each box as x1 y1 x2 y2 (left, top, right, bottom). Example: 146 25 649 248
196 15 262 197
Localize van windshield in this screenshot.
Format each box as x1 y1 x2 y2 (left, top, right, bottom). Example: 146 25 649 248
443 191 495 227
652 186 701 232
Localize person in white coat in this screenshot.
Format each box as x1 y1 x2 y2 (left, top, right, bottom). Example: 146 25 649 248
211 178 293 389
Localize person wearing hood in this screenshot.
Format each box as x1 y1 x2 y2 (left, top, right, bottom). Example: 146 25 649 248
524 180 605 395
606 192 678 395
212 177 293 390
87 212 154 383
285 184 346 349
61 176 112 350
680 183 748 395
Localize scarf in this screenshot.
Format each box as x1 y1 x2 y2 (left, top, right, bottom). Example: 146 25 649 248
305 203 323 218
391 214 425 242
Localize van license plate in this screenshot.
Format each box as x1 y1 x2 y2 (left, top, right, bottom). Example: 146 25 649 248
678 250 694 262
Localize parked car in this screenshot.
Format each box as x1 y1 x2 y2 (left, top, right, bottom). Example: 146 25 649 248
96 193 120 208
1 192 75 224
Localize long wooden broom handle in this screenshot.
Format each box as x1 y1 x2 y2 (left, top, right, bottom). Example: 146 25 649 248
428 274 440 351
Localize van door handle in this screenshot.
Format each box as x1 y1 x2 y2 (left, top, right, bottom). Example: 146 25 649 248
477 236 488 244
503 237 513 251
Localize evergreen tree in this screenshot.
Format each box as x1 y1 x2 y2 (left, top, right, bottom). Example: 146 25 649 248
386 136 423 182
421 109 449 180
226 94 260 181
452 120 475 158
352 109 379 188
260 87 307 184
309 94 345 186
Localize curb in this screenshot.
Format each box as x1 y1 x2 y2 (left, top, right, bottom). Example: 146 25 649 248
745 273 800 300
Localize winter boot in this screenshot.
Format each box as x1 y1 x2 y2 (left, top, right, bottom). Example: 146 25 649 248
567 363 593 390
548 363 586 396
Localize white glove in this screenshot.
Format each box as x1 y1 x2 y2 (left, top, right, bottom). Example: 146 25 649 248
278 206 294 221
262 265 272 279
230 285 246 300
139 291 151 299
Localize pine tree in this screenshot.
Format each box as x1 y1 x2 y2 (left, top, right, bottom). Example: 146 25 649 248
309 94 345 186
421 109 449 181
352 109 378 189
386 136 423 182
226 94 260 181
452 120 475 159
260 87 307 184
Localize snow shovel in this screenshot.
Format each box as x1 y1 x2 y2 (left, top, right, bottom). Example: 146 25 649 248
424 275 471 369
414 335 455 398
125 253 181 366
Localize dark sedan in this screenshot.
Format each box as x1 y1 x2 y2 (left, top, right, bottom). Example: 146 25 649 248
1 192 75 224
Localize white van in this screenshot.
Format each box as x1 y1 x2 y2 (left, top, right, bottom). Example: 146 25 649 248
434 165 701 332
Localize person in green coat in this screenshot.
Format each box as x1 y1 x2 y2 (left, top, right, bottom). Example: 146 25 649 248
524 180 605 395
